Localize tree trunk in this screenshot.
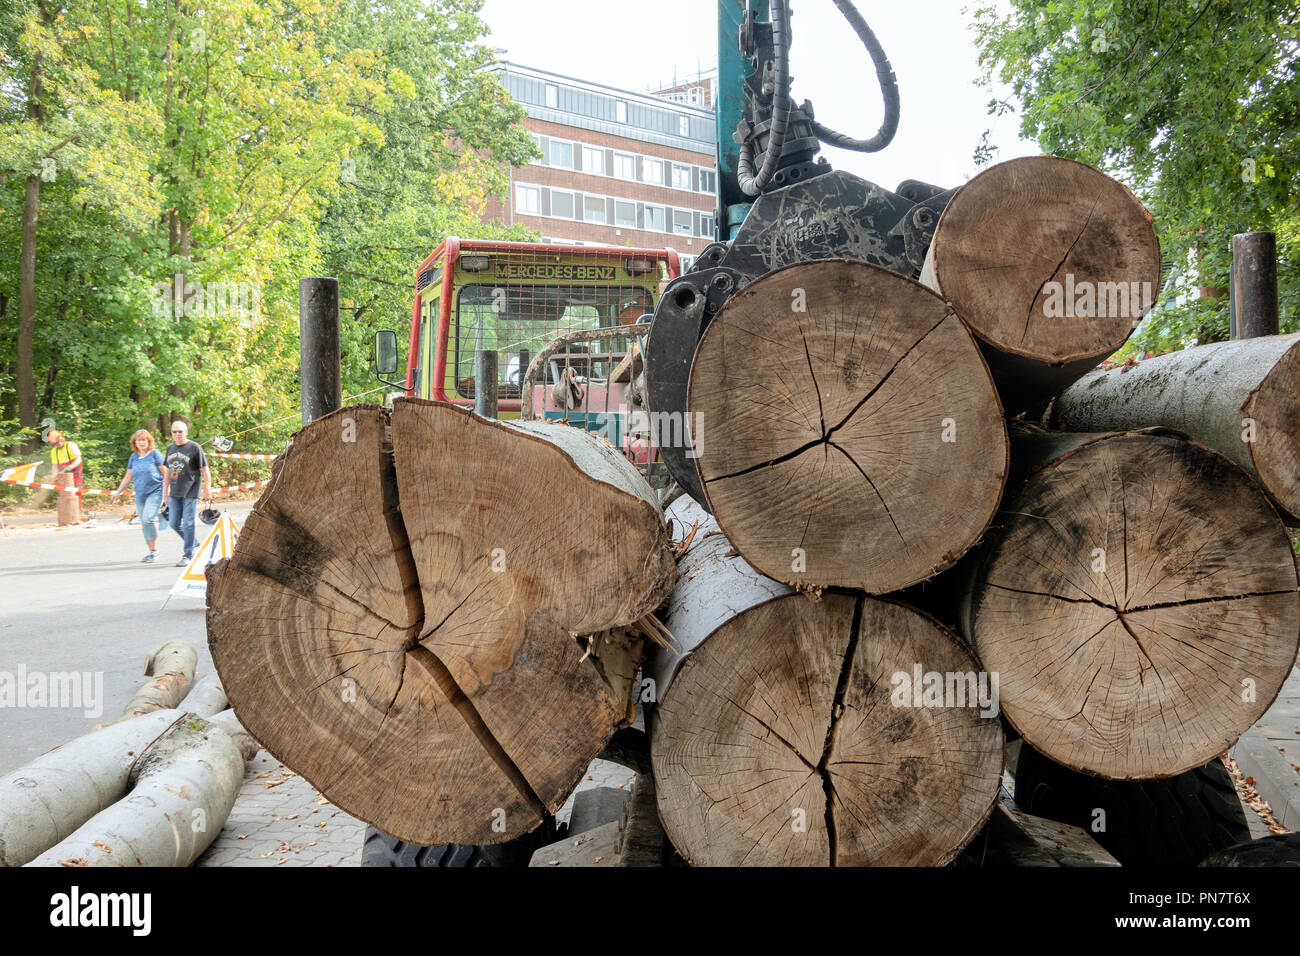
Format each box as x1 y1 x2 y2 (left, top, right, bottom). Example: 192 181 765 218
650 497 1003 866
687 258 1008 594
176 674 227 717
1049 333 1300 522
95 641 197 728
17 171 40 443
961 428 1300 780
207 401 675 847
0 710 185 867
920 156 1163 413
27 716 245 867
207 708 260 762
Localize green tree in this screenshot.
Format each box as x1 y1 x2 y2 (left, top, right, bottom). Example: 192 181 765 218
970 0 1300 354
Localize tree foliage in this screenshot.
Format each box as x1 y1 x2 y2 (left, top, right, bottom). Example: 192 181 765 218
970 0 1300 354
0 0 534 495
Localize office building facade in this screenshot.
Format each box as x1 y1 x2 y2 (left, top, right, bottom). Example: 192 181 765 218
484 63 718 269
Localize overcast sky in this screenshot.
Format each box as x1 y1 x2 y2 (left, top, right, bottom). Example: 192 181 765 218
478 0 1039 192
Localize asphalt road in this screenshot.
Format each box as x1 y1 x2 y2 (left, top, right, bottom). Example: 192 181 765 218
0 502 253 775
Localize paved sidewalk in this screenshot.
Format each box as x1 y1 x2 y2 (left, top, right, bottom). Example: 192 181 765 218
1230 662 1300 832
196 751 364 867
197 752 638 866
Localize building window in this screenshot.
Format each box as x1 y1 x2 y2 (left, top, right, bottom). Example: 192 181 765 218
549 140 573 168
644 205 665 232
613 152 635 180
698 169 717 194
530 133 544 162
700 214 715 238
673 209 693 236
643 158 664 185
678 115 690 136
551 189 575 219
545 84 558 109
615 200 636 227
671 163 692 190
583 196 606 224
516 185 541 214
616 100 628 123
582 145 605 175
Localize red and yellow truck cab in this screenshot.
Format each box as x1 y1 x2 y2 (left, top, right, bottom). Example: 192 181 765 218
404 238 680 425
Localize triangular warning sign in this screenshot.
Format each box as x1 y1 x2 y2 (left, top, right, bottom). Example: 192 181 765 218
164 513 240 605
1 461 41 485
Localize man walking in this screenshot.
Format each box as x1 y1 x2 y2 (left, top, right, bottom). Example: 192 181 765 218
162 421 213 566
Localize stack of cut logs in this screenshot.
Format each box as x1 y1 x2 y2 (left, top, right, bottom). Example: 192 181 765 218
206 156 1300 867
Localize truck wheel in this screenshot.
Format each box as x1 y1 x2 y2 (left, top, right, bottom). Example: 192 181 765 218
1014 745 1250 867
361 818 559 868
1201 833 1300 866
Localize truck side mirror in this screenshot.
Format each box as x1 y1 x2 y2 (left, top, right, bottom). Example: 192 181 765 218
374 329 399 376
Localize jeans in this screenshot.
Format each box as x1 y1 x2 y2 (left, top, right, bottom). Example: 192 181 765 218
168 495 199 557
134 488 163 547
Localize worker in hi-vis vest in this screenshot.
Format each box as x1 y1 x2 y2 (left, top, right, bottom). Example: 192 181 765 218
47 430 83 487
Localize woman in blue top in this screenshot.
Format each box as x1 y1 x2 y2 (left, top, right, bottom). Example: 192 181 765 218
109 430 168 562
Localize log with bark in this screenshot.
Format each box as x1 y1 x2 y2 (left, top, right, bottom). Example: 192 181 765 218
686 258 1008 594
0 709 184 867
94 641 196 729
206 708 260 762
649 498 1003 866
207 401 675 846
1050 332 1300 523
920 156 1163 413
26 715 245 867
176 673 227 717
961 428 1300 780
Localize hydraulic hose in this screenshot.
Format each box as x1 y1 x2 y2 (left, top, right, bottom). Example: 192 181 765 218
811 0 900 153
737 0 792 196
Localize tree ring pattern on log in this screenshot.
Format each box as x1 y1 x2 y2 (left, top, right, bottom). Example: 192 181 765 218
927 156 1162 363
652 594 1004 866
688 259 1008 593
207 402 675 846
968 434 1300 780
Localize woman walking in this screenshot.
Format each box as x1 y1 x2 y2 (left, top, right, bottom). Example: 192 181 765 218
109 430 167 563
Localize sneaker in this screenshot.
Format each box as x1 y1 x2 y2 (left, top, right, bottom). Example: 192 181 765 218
176 555 192 567
142 552 158 563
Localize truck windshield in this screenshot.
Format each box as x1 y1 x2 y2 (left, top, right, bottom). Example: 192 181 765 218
454 283 651 399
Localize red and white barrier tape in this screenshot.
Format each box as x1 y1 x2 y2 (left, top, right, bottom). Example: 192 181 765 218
206 451 279 460
2 479 270 495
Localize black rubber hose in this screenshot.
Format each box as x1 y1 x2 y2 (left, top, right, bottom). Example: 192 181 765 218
737 0 793 196
811 0 900 153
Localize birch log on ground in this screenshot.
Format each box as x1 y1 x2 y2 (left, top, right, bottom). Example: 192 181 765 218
961 429 1300 780
95 641 196 729
206 709 260 762
26 716 244 867
920 156 1162 413
1050 333 1300 523
687 258 1008 594
0 710 184 867
650 498 1003 867
207 401 675 846
176 674 227 717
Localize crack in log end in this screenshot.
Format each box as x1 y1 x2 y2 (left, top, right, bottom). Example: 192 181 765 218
377 413 426 641
818 595 864 867
403 645 547 817
708 312 952 485
1022 202 1098 345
